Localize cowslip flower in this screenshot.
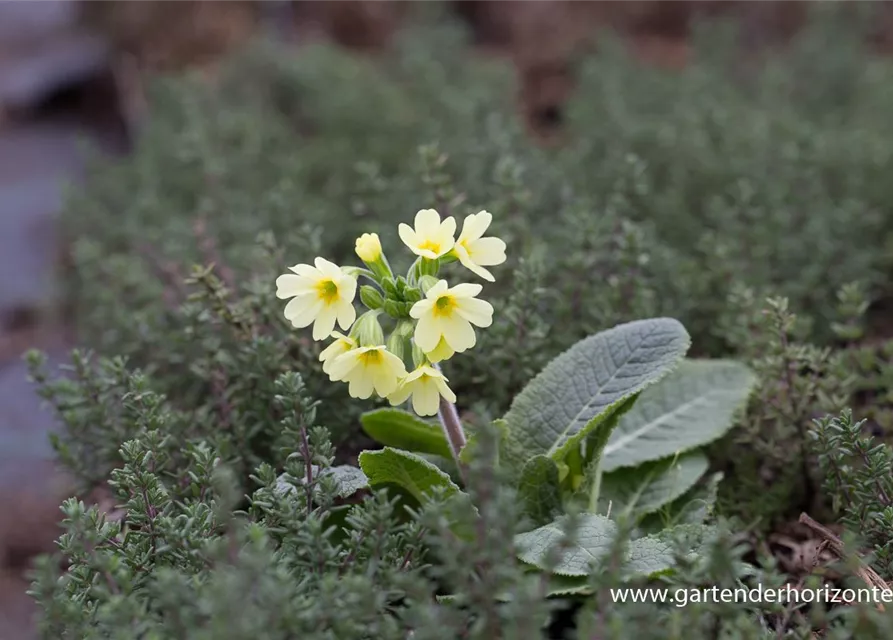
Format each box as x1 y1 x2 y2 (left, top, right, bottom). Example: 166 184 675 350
410 280 493 355
319 332 357 375
327 345 407 399
398 209 456 260
276 257 357 341
453 210 507 282
388 365 456 417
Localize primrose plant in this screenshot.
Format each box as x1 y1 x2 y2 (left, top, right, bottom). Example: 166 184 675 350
275 208 505 434
275 208 756 593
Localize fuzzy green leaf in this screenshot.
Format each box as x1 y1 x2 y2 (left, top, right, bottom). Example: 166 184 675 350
515 514 617 577
360 408 452 459
517 455 563 529
502 318 691 473
274 465 369 500
358 447 460 504
639 472 722 534
602 359 756 472
599 451 709 519
516 513 712 579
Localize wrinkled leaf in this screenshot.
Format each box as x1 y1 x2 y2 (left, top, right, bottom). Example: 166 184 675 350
358 447 460 504
599 451 709 519
515 514 617 577
603 359 755 471
515 514 711 579
517 455 563 529
360 408 452 459
502 318 690 475
639 472 722 534
274 465 369 500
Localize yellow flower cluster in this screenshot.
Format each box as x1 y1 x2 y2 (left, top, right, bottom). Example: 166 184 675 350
275 209 506 416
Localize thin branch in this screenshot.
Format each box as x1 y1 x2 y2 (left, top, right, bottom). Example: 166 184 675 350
799 512 889 611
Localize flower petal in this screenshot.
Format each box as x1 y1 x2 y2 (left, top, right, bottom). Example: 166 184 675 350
412 379 441 416
388 382 413 406
448 283 483 298
276 274 314 299
315 257 344 279
415 209 442 236
312 306 338 341
398 223 419 249
414 314 443 352
288 264 320 279
434 376 457 403
335 299 356 331
284 295 322 328
455 297 494 327
469 237 507 266
328 352 360 381
460 211 492 243
410 298 435 319
441 315 476 352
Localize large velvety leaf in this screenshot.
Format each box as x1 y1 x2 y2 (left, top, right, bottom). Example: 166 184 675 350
598 451 709 519
360 408 452 459
502 318 690 473
602 359 755 471
515 514 616 577
358 447 460 504
516 514 713 579
628 524 716 577
517 455 563 529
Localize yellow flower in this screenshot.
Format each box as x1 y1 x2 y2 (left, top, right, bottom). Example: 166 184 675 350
327 345 407 399
453 210 507 282
398 209 456 260
276 257 357 341
355 233 382 263
426 337 455 364
319 332 357 375
388 365 456 417
410 280 493 354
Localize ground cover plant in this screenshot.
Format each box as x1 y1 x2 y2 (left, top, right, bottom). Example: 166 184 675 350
24 3 893 638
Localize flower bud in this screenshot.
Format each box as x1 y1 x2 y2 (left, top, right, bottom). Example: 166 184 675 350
383 299 408 319
381 278 399 298
352 310 384 346
403 288 422 303
359 285 384 310
355 233 382 262
355 232 392 281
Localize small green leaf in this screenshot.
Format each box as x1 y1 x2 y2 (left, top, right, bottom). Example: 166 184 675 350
598 451 709 519
502 318 690 476
638 472 722 534
602 359 755 472
358 447 460 504
517 456 563 529
360 409 452 459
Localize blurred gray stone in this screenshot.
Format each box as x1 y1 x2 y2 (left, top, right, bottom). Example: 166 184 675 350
0 352 66 468
0 0 108 110
0 121 90 314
